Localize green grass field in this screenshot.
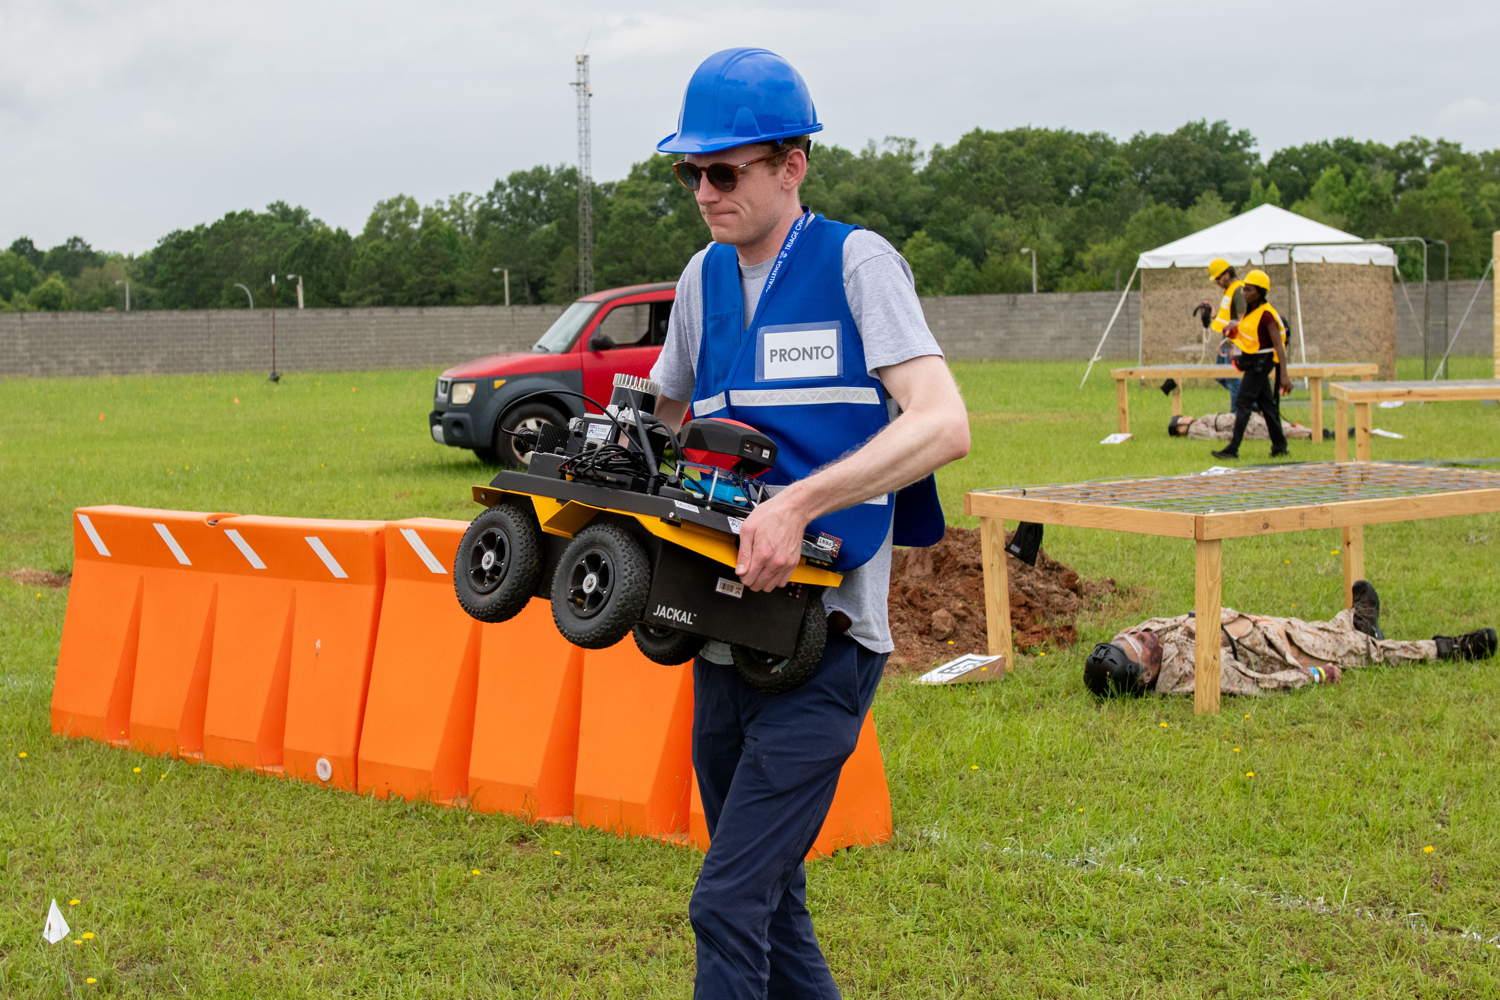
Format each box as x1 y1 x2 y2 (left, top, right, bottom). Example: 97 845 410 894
2 357 1499 998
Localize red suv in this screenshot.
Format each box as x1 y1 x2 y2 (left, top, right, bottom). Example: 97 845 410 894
430 282 676 465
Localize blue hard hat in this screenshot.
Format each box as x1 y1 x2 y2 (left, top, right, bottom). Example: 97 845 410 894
658 47 823 154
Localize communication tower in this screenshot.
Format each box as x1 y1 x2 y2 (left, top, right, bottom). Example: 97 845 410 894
572 54 594 295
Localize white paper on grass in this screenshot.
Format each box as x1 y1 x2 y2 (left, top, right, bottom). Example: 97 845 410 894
1378 400 1404 409
1099 432 1132 445
1201 466 1238 475
43 899 70 944
1370 428 1405 439
915 653 1004 685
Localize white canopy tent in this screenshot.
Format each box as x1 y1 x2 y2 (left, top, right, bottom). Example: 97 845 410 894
1081 206 1399 386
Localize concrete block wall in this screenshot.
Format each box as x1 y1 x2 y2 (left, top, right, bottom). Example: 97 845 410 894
1 282 1487 379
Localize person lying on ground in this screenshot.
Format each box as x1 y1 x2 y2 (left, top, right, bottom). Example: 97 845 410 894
1084 580 1496 698
1168 413 1315 441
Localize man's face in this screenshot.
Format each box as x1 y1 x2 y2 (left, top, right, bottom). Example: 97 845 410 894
685 142 789 249
1214 271 1233 291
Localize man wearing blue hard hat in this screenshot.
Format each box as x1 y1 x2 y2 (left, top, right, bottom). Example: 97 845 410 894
649 47 970 999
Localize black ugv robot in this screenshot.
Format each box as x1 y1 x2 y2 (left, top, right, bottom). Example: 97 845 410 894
451 374 841 693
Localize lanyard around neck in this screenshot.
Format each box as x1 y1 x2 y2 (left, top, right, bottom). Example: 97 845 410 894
757 208 815 307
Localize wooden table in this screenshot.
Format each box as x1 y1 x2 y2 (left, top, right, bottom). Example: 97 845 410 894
1331 379 1500 462
1110 363 1378 438
965 462 1500 713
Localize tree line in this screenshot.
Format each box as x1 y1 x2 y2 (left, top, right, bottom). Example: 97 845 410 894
3 121 1497 314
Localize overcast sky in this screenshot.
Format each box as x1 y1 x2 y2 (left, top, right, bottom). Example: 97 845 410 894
4 0 1496 256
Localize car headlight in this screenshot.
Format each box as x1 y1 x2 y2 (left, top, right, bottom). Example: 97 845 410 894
449 381 477 405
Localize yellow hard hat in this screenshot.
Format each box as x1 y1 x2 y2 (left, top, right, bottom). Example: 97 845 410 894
1244 269 1271 290
1207 258 1231 279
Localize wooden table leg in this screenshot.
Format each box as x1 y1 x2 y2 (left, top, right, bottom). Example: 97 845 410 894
1193 538 1223 715
1171 384 1183 417
1308 377 1324 440
1342 526 1365 607
979 518 1014 673
1355 402 1373 461
1334 398 1348 462
1115 378 1129 435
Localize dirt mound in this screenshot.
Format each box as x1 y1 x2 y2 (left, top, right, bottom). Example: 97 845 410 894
887 526 1115 671
4 568 70 588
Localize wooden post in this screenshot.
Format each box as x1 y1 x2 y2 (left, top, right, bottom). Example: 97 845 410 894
1493 231 1499 379
1342 526 1365 607
1171 383 1183 417
1307 376 1324 440
979 518 1014 673
1355 402 1373 461
1334 397 1348 462
1115 378 1130 435
1193 538 1223 715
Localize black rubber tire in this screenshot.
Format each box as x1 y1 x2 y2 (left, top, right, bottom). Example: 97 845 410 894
453 502 543 623
632 623 706 665
551 522 652 649
732 591 828 694
479 401 567 467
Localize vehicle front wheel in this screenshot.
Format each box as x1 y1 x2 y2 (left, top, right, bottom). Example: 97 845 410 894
479 401 567 467
453 502 544 623
551 522 652 649
731 591 828 694
632 623 706 665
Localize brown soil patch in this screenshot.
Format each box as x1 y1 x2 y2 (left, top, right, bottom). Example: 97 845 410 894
4 568 71 588
887 526 1116 671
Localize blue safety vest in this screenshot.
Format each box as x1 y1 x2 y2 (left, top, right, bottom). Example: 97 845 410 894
691 214 944 571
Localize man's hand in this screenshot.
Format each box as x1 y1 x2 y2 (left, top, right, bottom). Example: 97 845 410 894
1223 322 1238 339
1278 370 1292 395
734 489 810 592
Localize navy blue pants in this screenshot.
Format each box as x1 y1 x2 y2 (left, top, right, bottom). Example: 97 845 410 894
689 633 887 1000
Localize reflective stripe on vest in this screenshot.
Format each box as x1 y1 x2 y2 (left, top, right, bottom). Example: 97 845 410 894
1211 279 1245 334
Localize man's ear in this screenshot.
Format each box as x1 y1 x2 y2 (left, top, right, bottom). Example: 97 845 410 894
781 148 808 190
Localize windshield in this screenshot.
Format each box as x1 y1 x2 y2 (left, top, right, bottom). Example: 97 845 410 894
531 301 601 353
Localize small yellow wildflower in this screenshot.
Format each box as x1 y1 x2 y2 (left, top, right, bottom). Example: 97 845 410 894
1423 845 1435 854
73 939 82 946
1232 747 1241 753
1242 713 1251 719
1245 771 1255 778
86 978 97 985
946 640 955 645
68 899 80 906
1159 722 1169 728
81 932 95 940
470 869 482 875
969 765 979 771
552 850 562 856
1329 549 1340 555
132 767 142 774
1077 807 1084 813
16 752 26 759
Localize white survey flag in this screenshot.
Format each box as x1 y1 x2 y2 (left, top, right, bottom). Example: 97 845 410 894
43 899 70 944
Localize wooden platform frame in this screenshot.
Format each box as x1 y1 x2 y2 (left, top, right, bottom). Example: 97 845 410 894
965 462 1500 714
1110 363 1378 437
1331 379 1500 462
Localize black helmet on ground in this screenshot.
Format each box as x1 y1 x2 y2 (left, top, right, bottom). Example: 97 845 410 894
1083 642 1147 698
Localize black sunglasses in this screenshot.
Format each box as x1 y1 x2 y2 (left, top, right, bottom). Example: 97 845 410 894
672 149 783 193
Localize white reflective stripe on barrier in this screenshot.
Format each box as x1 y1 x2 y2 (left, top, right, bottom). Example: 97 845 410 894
304 536 349 579
77 514 111 557
729 387 881 408
153 522 192 566
399 528 446 575
223 528 267 570
693 392 727 416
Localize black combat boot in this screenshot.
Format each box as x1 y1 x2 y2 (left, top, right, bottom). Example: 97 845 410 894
1351 580 1384 639
1211 447 1239 460
1434 628 1498 661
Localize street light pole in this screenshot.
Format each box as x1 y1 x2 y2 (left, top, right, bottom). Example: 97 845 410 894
268 274 281 383
114 279 130 311
491 266 510 307
286 273 304 310
1020 247 1038 294
233 282 254 309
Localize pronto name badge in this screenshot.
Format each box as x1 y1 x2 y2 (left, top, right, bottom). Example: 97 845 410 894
760 324 840 381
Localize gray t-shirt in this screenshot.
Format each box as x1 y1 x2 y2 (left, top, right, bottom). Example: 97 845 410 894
650 226 944 654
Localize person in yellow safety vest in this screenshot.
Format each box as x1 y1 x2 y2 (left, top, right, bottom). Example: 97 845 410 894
1205 257 1247 408
1211 269 1293 460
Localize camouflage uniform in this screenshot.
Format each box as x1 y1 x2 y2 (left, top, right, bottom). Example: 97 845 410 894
1184 412 1313 441
1113 607 1437 697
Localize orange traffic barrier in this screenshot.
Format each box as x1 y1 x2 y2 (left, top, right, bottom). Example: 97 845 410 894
199 515 384 788
53 506 225 747
686 709 893 858
358 518 583 815
573 644 694 840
